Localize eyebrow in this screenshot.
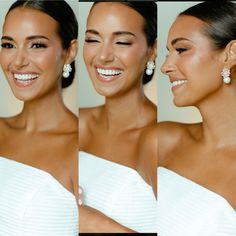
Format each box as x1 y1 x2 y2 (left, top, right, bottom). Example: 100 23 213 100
85 29 136 37
1 35 50 41
171 37 191 46
166 37 191 50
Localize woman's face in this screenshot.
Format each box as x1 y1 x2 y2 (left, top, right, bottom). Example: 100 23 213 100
83 2 154 97
0 7 68 101
161 15 225 107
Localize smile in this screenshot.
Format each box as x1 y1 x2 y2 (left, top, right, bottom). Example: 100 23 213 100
97 68 122 78
13 73 39 87
171 80 187 88
14 73 39 80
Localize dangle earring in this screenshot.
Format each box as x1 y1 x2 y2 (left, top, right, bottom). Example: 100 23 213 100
145 61 155 76
221 67 231 84
63 64 72 78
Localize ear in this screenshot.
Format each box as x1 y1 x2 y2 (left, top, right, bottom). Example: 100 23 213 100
223 40 236 69
148 39 157 62
65 39 78 64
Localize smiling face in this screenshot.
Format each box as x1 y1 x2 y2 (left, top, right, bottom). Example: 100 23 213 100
0 7 68 101
161 15 225 107
83 2 154 98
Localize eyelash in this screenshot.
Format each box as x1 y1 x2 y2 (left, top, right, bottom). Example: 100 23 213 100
31 43 47 49
116 42 132 46
176 48 187 54
85 39 132 46
1 43 47 49
1 43 14 49
85 39 99 43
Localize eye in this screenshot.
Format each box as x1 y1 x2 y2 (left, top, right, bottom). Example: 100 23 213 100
1 43 14 49
176 48 187 54
31 43 47 49
116 41 132 46
85 39 100 43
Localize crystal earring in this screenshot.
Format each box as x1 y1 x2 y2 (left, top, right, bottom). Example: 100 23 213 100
63 64 72 78
221 67 231 84
145 61 155 76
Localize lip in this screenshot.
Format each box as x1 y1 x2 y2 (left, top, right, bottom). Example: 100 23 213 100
11 71 39 88
169 77 187 92
95 65 123 83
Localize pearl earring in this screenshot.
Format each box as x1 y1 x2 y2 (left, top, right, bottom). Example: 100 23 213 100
145 61 155 76
63 64 72 78
221 67 231 84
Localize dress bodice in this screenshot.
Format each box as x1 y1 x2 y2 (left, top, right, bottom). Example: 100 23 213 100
79 151 157 233
0 157 78 236
157 167 236 236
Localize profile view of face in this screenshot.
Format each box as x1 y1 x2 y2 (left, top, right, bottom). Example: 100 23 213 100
0 7 67 101
161 15 224 107
83 2 153 98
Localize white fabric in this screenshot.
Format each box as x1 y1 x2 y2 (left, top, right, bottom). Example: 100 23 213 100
0 157 78 236
79 151 157 233
157 167 236 236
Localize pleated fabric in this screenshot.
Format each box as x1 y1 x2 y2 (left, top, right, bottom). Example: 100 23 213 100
79 151 157 233
157 167 236 236
0 157 78 236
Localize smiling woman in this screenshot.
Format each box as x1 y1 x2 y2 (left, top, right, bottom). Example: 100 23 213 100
79 1 157 233
157 1 236 235
0 0 78 235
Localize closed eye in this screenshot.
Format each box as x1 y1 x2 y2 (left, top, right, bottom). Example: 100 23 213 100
116 42 132 46
176 48 187 54
85 39 100 43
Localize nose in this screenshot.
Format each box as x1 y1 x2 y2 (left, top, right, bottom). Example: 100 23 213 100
97 43 114 63
12 48 29 69
161 56 175 75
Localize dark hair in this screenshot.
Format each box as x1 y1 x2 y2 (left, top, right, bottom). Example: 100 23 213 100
179 1 236 50
7 0 78 88
92 1 157 85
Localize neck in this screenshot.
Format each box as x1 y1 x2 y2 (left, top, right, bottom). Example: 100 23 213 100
198 85 236 147
102 86 157 132
16 88 74 133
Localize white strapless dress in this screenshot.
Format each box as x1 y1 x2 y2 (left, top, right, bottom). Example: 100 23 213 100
0 157 78 236
157 167 236 236
79 151 157 233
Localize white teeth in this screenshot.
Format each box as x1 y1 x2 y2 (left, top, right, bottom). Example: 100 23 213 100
172 80 187 87
97 68 122 76
14 74 39 81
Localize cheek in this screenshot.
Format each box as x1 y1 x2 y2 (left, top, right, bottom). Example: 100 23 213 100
118 47 147 69
83 45 94 66
0 51 11 70
31 49 64 72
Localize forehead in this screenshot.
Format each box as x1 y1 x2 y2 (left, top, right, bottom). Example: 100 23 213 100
87 3 145 33
3 7 59 37
168 15 206 42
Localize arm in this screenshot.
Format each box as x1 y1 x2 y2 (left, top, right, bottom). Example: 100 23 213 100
79 205 136 233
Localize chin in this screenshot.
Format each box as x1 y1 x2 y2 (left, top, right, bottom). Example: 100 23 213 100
173 98 192 107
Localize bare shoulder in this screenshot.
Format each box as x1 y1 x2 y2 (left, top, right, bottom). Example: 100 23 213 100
157 121 202 164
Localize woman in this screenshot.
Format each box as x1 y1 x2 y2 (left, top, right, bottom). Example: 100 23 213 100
79 1 157 233
0 1 78 235
158 1 236 235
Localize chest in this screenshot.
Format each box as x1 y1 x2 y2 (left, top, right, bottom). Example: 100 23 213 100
164 143 236 210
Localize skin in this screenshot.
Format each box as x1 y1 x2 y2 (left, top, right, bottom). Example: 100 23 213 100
79 2 157 232
159 15 236 210
0 7 78 195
